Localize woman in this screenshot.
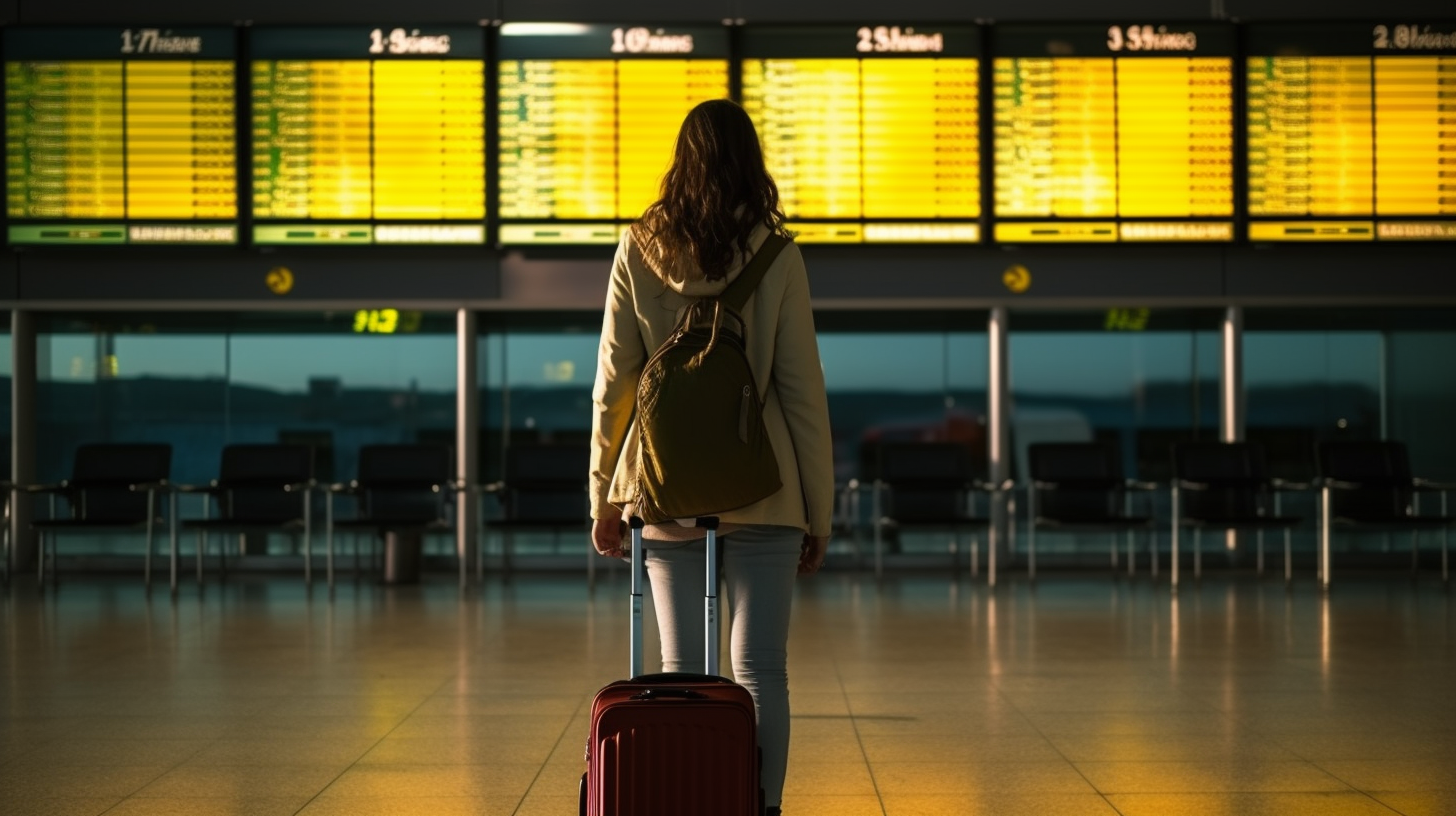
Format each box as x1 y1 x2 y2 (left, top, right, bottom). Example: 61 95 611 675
589 98 834 816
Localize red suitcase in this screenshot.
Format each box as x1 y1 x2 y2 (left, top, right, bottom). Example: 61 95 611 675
581 517 762 816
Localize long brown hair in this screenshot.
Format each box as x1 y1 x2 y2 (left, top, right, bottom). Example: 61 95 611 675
631 99 787 283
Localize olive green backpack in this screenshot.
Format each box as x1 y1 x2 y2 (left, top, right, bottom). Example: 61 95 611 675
632 234 790 525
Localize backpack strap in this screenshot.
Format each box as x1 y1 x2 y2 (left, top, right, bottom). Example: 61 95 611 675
718 233 789 313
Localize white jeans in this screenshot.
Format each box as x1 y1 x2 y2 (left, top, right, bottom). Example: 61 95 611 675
645 525 801 808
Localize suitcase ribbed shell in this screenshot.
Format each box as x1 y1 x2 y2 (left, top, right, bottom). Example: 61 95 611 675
586 677 760 816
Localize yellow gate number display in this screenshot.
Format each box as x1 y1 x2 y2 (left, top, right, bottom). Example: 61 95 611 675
1105 308 1152 331
353 310 423 334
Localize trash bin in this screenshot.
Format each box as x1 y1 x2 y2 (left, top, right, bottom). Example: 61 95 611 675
382 532 423 585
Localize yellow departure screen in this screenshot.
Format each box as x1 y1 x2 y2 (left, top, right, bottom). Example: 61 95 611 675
1248 58 1374 222
1246 24 1456 241
4 28 237 245
1375 56 1456 224
250 27 486 245
497 24 729 245
992 24 1235 242
740 26 981 243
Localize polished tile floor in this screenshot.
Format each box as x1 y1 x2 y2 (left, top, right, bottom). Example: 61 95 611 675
3 568 1454 816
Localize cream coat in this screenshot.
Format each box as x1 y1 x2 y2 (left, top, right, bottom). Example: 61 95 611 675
590 224 835 537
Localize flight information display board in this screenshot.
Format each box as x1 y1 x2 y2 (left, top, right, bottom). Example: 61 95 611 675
1246 23 1456 241
497 23 730 244
251 26 486 245
992 23 1235 242
5 27 238 245
740 26 980 243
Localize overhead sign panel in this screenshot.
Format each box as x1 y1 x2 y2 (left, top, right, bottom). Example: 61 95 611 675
1246 22 1456 241
992 23 1236 243
740 25 982 243
250 26 487 245
496 23 730 245
5 26 239 245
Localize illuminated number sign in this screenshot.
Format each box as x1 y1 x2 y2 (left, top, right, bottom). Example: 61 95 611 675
740 25 981 243
992 23 1235 243
1246 23 1456 241
250 26 486 245
4 27 238 245
352 309 422 334
496 23 730 245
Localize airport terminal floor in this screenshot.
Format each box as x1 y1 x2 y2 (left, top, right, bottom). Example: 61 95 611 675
3 569 1454 816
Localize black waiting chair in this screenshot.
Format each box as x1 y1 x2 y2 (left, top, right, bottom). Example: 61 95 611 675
178 444 315 586
25 444 175 591
871 442 1002 580
1170 442 1303 588
1025 442 1155 581
325 444 455 587
1317 441 1456 588
481 443 590 579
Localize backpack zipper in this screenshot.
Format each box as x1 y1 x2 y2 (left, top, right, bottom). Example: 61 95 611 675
739 385 750 443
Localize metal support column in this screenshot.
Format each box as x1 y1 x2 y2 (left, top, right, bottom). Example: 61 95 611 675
1221 306 1244 557
988 307 1010 588
456 308 479 590
10 311 36 579
1221 307 1244 443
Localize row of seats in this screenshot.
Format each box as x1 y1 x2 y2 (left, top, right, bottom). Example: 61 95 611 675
3 443 472 592
4 440 1451 592
0 441 604 593
860 440 1455 588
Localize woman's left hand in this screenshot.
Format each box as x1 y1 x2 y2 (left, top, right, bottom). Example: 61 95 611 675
592 517 626 558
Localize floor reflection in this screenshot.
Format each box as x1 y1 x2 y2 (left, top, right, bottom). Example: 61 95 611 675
2 572 1453 816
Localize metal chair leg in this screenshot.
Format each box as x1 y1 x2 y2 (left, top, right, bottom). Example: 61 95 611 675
303 495 312 586
873 483 884 581
1027 489 1037 583
1027 524 1036 583
1171 486 1181 590
326 492 335 589
1443 492 1450 585
1320 485 1332 591
169 492 179 595
144 490 155 590
1284 529 1292 585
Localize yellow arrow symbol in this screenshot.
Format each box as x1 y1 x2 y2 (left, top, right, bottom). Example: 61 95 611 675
265 266 294 295
1002 264 1031 294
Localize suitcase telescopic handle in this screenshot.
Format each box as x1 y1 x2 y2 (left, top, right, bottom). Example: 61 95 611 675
629 687 709 701
628 515 721 679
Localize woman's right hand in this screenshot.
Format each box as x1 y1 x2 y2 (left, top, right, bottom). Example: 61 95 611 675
592 517 626 558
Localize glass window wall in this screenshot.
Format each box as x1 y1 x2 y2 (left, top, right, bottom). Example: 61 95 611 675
32 312 457 558
12 306 1454 572
1009 311 1222 482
